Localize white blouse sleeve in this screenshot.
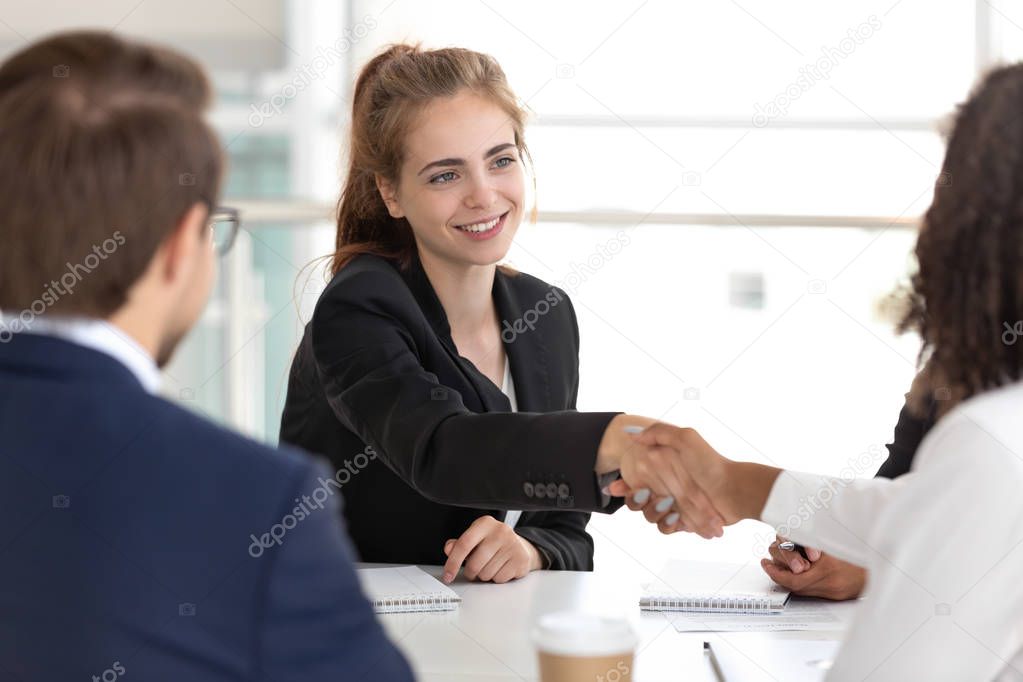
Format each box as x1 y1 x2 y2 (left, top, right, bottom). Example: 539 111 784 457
760 469 911 567
761 403 1023 681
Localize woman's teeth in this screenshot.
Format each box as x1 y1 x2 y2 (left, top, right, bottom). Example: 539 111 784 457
455 215 501 233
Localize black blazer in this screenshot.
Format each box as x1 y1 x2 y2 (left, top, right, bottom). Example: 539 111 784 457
875 391 938 479
280 254 618 570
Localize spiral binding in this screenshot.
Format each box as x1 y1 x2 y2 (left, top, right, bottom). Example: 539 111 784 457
373 592 460 614
639 594 782 614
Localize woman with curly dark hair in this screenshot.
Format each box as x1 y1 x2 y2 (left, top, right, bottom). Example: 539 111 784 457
898 63 1023 417
612 63 1023 680
760 62 1023 603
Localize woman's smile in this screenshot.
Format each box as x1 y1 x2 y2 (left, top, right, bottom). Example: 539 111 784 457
452 210 509 241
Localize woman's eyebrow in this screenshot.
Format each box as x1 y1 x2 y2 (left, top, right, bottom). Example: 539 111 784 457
417 142 516 176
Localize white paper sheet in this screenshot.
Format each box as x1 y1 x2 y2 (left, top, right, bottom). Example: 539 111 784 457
713 638 840 682
669 599 846 632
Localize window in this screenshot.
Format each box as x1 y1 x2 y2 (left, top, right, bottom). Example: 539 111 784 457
15 0 1002 570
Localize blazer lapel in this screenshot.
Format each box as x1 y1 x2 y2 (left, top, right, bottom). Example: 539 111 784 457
398 261 552 525
493 268 552 412
399 257 511 413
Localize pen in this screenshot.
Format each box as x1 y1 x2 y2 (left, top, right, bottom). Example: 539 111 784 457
779 540 810 561
703 641 726 682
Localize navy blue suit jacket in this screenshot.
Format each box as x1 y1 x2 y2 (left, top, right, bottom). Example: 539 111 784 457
0 333 414 682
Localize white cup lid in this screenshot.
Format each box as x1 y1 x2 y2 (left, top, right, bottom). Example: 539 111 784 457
532 612 638 657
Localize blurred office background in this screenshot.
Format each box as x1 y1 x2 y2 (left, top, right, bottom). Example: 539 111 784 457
3 0 1020 571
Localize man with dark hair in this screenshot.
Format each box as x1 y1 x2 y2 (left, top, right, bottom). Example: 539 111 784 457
0 31 413 681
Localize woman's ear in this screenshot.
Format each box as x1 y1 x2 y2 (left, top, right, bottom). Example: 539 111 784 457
375 174 404 219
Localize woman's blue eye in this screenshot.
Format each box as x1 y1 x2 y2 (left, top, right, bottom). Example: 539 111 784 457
493 156 515 169
430 171 457 185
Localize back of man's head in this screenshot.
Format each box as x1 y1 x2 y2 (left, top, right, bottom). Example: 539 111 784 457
0 30 223 324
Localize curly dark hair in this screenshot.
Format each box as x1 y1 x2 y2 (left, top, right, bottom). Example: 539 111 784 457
899 62 1023 417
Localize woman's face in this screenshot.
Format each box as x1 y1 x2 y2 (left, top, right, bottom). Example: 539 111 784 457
378 90 524 270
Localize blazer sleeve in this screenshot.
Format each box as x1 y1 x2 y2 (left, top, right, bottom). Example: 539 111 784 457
258 460 414 682
513 291 597 571
311 267 618 512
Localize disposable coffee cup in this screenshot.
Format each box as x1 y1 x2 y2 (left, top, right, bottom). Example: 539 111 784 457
532 611 638 682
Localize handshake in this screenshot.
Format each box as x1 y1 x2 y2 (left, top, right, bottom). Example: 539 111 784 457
595 415 783 538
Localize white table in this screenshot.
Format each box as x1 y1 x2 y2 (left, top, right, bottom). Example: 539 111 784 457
366 563 859 681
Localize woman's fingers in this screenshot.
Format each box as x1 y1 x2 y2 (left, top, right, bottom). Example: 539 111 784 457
443 516 540 584
761 558 818 592
628 487 652 509
605 479 631 498
634 422 687 450
642 445 723 538
624 446 679 514
492 562 519 584
768 536 824 573
619 424 730 537
611 482 655 512
474 547 511 582
463 535 504 581
639 494 673 523
657 510 685 534
442 515 497 582
769 538 809 573
665 451 724 537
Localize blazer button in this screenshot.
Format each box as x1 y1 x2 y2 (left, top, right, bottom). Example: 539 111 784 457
534 482 547 499
523 482 535 497
545 483 558 498
557 483 570 498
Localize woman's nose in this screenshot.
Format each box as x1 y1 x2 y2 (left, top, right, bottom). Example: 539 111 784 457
463 175 497 209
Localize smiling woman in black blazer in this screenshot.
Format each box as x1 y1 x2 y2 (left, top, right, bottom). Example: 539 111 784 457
281 253 601 578
279 45 659 584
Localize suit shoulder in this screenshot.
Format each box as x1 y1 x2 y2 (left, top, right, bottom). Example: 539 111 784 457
323 255 406 297
147 396 317 489
502 269 577 331
314 255 417 320
503 268 570 302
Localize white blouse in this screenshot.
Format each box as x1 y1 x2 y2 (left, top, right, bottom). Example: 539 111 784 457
761 381 1023 681
500 359 523 530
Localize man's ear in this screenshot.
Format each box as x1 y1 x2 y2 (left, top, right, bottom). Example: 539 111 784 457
160 202 210 282
375 174 404 219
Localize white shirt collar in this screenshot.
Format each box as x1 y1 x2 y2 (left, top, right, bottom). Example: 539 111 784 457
2 313 162 394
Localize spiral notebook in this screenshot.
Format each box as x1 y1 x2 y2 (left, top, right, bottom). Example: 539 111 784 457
357 566 462 614
640 560 791 614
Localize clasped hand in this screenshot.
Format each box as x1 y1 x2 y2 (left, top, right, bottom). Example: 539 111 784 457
599 419 780 539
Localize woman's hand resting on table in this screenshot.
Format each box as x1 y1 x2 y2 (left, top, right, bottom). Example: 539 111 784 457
442 515 543 584
761 535 866 600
